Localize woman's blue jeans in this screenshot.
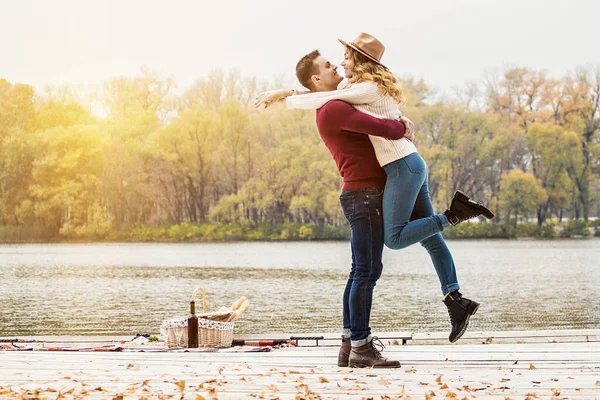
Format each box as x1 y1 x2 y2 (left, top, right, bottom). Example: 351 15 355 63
383 153 460 296
339 187 384 345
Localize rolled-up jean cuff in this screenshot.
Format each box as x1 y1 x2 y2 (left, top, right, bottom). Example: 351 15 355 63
351 334 372 347
341 328 351 339
442 284 460 296
437 214 451 230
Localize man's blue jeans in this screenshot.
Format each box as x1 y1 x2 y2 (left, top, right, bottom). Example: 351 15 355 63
340 187 384 346
383 153 460 296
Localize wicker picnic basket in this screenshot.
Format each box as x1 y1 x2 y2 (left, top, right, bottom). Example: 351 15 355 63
160 287 249 348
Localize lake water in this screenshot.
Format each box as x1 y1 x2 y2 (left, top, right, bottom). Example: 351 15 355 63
0 240 598 337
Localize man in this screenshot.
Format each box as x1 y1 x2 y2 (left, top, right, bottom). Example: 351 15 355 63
258 50 408 368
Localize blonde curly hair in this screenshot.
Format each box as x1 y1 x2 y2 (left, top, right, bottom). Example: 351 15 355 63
344 46 404 105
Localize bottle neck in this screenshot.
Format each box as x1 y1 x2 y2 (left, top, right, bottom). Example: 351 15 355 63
190 301 195 314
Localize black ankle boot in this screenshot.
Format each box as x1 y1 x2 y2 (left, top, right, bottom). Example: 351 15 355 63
443 291 479 343
443 190 495 226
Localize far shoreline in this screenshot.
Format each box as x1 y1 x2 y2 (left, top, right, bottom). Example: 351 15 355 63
1 236 599 245
1 220 598 244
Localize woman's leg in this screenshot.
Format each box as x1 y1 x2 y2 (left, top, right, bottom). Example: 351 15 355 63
383 153 451 250
409 173 460 295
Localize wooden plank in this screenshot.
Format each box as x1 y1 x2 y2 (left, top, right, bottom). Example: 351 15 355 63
3 328 597 348
412 328 600 340
0 335 133 343
1 340 599 399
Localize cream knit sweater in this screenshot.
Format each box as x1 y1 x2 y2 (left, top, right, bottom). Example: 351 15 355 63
286 81 417 167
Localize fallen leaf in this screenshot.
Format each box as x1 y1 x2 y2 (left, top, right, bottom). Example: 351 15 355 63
319 377 329 383
378 378 390 388
513 360 518 365
265 384 279 392
195 396 206 400
425 390 436 400
436 375 443 384
419 382 430 386
175 380 185 391
529 363 536 370
445 392 457 399
440 383 449 389
596 380 600 386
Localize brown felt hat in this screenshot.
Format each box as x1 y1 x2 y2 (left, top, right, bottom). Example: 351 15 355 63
338 32 386 68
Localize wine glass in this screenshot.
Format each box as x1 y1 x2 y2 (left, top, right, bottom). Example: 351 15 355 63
175 327 184 348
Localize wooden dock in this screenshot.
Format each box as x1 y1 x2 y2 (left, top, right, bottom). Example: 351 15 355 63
1 330 599 399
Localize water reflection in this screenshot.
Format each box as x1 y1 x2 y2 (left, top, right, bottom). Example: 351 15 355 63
0 240 599 336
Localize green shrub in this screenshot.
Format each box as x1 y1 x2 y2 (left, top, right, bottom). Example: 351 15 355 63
297 225 313 239
442 222 513 239
0 225 57 242
560 220 590 237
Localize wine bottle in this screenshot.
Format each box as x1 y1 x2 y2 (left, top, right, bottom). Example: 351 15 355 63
187 300 199 348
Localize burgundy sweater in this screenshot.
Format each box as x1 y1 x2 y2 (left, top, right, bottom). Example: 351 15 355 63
315 100 406 190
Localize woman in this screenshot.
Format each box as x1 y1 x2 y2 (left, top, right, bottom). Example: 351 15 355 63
255 32 493 343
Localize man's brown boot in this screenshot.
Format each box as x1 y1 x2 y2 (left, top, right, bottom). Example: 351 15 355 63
337 337 351 367
348 337 401 368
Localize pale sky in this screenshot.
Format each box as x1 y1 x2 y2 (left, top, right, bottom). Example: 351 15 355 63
1 0 598 95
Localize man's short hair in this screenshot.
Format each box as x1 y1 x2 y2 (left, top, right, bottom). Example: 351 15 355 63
295 50 321 91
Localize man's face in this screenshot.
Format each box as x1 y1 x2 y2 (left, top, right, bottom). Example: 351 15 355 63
312 56 343 92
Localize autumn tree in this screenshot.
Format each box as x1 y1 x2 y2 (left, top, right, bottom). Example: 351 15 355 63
499 169 548 227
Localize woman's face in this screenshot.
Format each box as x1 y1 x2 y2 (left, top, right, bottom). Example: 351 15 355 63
340 49 353 79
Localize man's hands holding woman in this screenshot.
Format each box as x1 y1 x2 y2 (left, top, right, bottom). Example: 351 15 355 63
400 116 415 142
